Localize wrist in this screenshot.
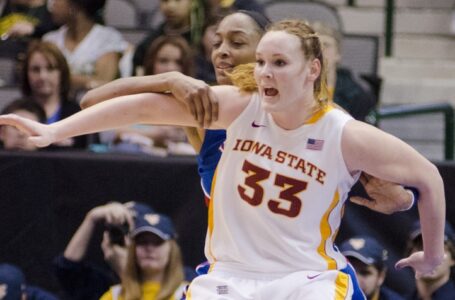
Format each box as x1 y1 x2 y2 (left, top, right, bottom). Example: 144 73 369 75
400 189 415 211
401 186 419 211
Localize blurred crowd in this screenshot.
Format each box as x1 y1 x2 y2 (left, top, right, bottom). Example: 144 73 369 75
0 0 375 155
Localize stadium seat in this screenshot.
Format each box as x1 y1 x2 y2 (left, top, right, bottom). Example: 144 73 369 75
105 0 138 28
265 0 343 31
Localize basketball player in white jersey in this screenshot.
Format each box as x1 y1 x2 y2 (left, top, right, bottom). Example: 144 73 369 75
0 20 445 299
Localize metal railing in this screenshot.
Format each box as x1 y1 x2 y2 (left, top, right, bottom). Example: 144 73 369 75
374 103 454 160
385 0 395 56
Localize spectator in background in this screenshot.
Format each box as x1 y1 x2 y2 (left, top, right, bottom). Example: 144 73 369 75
43 0 128 92
21 40 91 149
53 202 154 300
0 0 57 39
340 236 405 300
312 22 376 121
100 210 187 300
0 98 45 150
133 0 193 76
194 15 218 84
405 221 455 300
0 263 58 300
108 35 194 155
143 35 194 77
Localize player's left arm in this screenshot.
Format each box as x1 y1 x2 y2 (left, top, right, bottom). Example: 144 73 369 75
342 120 445 276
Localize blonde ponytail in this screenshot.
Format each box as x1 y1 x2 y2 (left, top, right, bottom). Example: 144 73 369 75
227 63 258 92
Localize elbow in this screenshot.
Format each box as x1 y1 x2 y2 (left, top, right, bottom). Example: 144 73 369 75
415 163 444 201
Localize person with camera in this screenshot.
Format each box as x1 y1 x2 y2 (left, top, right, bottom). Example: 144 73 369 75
99 211 187 300
53 201 153 300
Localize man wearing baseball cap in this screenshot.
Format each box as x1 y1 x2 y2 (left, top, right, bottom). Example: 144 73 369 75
405 221 455 300
0 263 57 300
340 236 404 300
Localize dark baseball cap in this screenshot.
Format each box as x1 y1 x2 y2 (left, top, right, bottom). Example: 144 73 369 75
340 236 388 268
408 220 455 243
131 212 177 241
0 263 25 300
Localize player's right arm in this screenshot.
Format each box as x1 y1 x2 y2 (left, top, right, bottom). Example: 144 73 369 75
0 86 249 148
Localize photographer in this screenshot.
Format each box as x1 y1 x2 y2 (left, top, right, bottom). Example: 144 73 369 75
99 211 187 300
53 202 154 300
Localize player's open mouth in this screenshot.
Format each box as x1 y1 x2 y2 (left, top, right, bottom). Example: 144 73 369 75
265 88 278 96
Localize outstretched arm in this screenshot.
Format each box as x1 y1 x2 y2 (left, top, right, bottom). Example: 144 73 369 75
342 120 445 277
0 86 249 148
64 203 132 262
81 71 219 128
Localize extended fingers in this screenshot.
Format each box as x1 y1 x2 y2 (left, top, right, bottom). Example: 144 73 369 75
395 257 411 270
350 196 374 208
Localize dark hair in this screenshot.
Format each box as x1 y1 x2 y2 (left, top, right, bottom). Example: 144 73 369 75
21 41 71 103
236 10 271 32
69 0 106 21
1 99 47 123
143 35 195 77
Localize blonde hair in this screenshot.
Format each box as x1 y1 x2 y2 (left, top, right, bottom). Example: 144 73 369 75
228 19 331 109
121 239 184 300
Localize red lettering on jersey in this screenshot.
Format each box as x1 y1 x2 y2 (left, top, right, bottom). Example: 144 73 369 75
287 154 298 167
316 169 326 184
275 150 287 163
251 141 266 155
240 140 253 151
295 158 307 173
233 139 242 151
307 162 318 178
262 146 273 160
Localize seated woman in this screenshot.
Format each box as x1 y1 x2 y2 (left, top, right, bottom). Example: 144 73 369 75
43 0 128 92
110 36 195 155
20 40 92 149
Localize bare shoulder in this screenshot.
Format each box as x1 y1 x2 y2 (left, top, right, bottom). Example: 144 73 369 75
211 85 253 129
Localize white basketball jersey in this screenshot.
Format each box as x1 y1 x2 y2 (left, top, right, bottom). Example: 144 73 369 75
206 93 359 274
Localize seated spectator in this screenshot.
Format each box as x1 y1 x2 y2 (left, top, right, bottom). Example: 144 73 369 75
0 98 45 150
194 15 217 84
0 263 58 300
21 40 92 149
404 221 455 300
111 36 195 155
100 210 187 300
312 22 377 121
43 0 128 92
0 0 57 39
340 236 405 300
53 202 152 300
133 0 193 76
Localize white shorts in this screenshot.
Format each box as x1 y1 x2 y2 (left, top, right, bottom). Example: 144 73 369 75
186 267 353 300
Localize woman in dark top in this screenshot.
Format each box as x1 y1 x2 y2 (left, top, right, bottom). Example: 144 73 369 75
21 40 91 149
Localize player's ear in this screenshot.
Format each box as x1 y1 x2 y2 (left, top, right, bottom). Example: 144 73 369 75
307 58 321 82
